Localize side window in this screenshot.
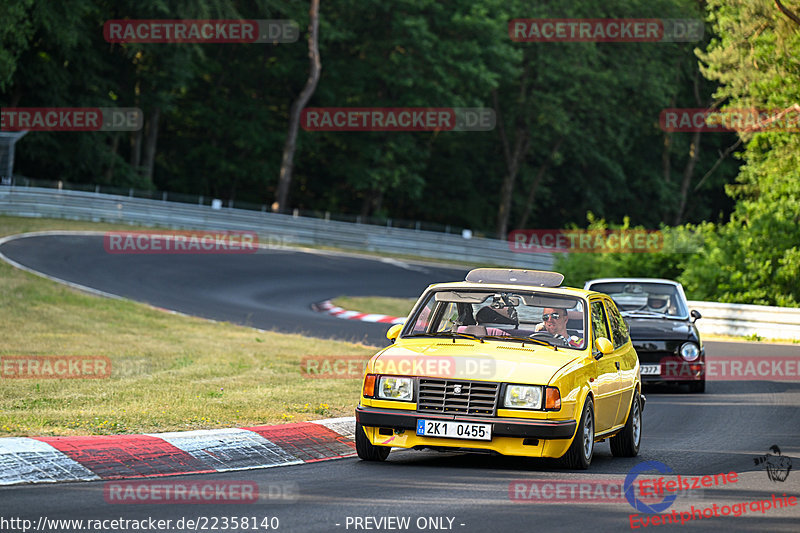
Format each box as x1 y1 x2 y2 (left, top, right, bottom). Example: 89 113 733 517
605 300 630 349
591 301 610 344
435 302 460 332
411 298 436 333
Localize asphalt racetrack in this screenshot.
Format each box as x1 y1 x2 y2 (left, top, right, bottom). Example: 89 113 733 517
1 233 799 532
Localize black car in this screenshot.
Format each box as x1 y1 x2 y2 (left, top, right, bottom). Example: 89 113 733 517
584 278 705 393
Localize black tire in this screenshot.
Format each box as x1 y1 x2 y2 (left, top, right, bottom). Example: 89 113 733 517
355 422 390 461
688 380 705 393
562 396 594 470
610 390 642 457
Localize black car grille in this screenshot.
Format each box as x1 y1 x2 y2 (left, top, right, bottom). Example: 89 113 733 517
417 379 499 416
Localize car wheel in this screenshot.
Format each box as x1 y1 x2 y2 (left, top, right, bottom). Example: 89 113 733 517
355 422 390 461
610 390 642 457
562 396 594 470
688 380 705 393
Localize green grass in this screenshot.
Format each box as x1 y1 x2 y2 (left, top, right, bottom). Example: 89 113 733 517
331 296 417 318
0 215 377 436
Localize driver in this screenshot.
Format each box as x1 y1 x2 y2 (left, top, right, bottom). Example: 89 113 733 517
646 295 669 314
535 307 582 347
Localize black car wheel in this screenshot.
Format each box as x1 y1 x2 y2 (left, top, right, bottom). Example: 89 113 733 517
562 396 594 470
610 390 642 457
355 422 390 461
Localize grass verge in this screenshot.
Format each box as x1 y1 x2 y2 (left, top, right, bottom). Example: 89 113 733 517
0 216 375 436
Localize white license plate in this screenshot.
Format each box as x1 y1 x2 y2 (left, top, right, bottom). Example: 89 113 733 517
640 364 661 376
416 419 492 441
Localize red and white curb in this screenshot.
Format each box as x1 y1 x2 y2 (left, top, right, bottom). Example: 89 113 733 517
0 417 355 486
313 300 405 324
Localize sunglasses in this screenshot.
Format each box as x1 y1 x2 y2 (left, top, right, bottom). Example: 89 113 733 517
542 313 562 321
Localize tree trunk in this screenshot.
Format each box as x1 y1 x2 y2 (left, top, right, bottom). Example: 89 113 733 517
673 68 703 224
130 127 142 171
495 130 529 239
104 133 120 183
517 136 563 229
360 189 384 218
662 98 675 185
142 107 160 185
273 0 321 212
674 128 701 225
493 88 530 239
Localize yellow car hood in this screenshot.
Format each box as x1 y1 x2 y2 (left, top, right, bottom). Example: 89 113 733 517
370 341 583 385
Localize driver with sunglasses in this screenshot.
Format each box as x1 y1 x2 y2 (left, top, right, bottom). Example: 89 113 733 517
535 307 583 347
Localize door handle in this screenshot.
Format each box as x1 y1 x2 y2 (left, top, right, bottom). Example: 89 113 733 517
615 362 620 370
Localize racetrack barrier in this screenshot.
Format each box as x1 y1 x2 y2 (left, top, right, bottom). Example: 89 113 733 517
0 186 552 269
3 186 800 340
688 300 800 341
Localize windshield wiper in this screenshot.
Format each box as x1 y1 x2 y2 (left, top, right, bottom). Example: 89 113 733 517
482 335 557 350
405 332 484 343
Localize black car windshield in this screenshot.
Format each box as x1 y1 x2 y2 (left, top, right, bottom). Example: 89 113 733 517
404 289 586 349
589 281 688 317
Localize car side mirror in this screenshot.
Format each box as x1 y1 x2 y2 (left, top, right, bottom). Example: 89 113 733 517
386 323 404 342
593 337 614 359
690 309 701 322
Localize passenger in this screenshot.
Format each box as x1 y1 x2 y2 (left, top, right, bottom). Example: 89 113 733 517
467 305 517 336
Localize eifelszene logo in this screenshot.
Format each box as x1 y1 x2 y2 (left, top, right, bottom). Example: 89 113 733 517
625 461 678 513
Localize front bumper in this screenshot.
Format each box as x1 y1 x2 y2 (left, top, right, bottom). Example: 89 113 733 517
639 353 705 383
355 406 577 439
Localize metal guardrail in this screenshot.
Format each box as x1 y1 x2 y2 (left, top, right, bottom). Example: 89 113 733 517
689 300 800 341
0 186 553 269
3 187 799 340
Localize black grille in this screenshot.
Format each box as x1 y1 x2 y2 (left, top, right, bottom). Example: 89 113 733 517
417 379 499 416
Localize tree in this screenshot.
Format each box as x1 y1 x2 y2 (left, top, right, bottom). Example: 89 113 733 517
682 0 800 306
274 0 320 213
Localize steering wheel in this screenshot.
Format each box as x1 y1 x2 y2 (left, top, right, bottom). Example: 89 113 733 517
529 331 569 347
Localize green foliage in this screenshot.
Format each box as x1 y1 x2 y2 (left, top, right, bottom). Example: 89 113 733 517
555 213 699 289
684 0 800 306
1 0 738 231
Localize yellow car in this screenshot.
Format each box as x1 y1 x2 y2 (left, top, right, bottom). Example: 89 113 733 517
355 268 644 469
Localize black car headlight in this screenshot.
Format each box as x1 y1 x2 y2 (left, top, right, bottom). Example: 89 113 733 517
679 342 700 362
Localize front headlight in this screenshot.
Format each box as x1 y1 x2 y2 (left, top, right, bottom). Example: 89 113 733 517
377 376 414 401
504 384 543 409
680 342 700 361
